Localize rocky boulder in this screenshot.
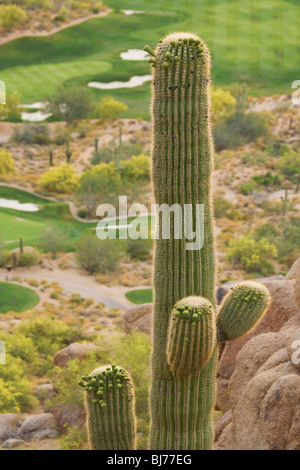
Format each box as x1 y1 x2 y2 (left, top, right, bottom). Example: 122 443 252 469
18 413 58 440
217 272 300 412
124 303 152 335
53 342 98 368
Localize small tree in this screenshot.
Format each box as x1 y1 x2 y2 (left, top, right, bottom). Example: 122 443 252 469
42 226 67 259
96 96 128 121
76 164 121 218
38 164 78 193
0 149 16 175
0 92 21 121
46 87 95 125
76 233 123 274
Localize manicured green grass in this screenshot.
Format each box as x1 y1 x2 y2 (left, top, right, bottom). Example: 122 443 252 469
0 186 153 250
0 186 54 205
125 288 153 305
1 1 299 118
0 282 40 313
1 60 111 104
0 186 96 249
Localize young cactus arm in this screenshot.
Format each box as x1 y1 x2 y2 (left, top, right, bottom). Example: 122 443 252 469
167 296 216 376
78 365 136 450
217 281 271 342
149 32 217 450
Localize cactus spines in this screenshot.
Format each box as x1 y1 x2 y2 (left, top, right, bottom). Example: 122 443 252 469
167 297 216 376
217 281 271 342
79 365 136 450
149 32 217 450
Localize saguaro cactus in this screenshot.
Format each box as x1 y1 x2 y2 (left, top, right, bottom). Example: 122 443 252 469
148 32 270 450
79 365 136 450
79 32 271 451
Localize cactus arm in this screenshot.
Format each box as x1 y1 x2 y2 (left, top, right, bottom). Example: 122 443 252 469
167 297 216 376
79 365 136 450
217 281 271 342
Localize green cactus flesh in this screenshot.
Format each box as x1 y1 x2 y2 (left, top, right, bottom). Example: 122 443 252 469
79 365 136 450
149 32 217 450
217 281 271 341
167 296 216 376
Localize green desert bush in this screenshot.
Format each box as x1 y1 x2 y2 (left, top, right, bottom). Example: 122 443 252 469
0 353 37 413
227 234 277 276
0 4 27 31
19 248 40 267
96 96 128 121
126 238 153 261
76 234 123 274
0 316 82 376
12 123 50 145
214 197 245 220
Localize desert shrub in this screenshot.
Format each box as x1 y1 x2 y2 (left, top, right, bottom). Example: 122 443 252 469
227 234 277 276
241 152 268 166
0 92 21 121
254 219 300 266
276 152 300 190
12 123 50 145
38 164 78 193
14 317 81 375
77 209 88 219
0 353 36 412
54 5 69 21
210 86 236 122
0 248 10 267
214 197 244 220
121 154 150 182
252 171 280 187
19 248 40 267
0 5 27 31
46 87 95 124
41 226 68 258
126 238 152 261
214 111 268 151
76 234 123 274
91 142 144 165
0 149 16 175
96 96 128 121
239 179 259 195
57 425 87 450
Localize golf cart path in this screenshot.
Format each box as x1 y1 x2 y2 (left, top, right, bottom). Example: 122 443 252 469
1 265 133 311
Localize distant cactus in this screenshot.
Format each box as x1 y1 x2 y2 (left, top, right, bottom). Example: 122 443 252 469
79 365 136 450
49 148 53 166
66 140 72 163
94 137 98 154
19 237 23 254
